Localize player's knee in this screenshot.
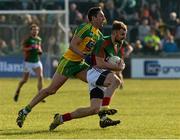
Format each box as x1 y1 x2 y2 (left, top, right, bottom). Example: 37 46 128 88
21 79 28 84
45 87 57 95
90 87 104 99
89 87 104 115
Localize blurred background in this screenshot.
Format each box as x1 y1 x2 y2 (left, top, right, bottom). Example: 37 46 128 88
0 0 180 78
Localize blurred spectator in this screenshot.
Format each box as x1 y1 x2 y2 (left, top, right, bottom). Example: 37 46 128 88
161 0 180 22
138 18 151 42
0 38 8 56
161 30 179 53
0 37 20 56
117 0 137 14
22 14 33 25
166 12 179 35
0 15 6 24
47 35 60 56
149 3 161 22
143 27 161 54
69 3 83 24
9 39 20 55
140 4 150 21
133 40 143 54
117 0 139 25
104 0 119 24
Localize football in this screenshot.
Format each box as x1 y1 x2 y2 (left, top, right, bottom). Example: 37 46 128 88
107 56 125 70
107 56 121 65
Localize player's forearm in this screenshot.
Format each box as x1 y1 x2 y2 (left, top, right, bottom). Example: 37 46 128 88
96 60 120 71
69 45 84 58
125 45 133 57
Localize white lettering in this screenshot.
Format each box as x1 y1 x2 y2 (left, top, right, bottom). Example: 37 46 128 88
0 61 23 72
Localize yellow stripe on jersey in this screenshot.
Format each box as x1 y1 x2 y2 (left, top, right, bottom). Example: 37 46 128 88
76 23 91 38
58 58 69 73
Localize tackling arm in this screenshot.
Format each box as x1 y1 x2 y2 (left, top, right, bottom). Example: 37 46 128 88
69 35 85 58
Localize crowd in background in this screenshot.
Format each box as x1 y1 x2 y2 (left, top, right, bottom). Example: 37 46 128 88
0 0 180 57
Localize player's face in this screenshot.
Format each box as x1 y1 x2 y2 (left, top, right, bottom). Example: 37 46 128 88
94 10 106 28
115 29 127 43
31 26 39 37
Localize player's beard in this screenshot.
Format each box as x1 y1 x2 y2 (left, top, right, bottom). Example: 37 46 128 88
115 39 122 44
115 36 125 43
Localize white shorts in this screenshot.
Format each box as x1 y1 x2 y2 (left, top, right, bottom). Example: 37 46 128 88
24 61 43 74
87 67 109 92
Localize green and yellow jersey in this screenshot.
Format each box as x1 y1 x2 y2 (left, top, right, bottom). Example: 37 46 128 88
63 23 103 61
23 36 42 63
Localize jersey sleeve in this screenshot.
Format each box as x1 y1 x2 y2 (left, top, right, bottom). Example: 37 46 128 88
99 31 104 39
74 23 91 39
122 40 129 48
93 39 105 57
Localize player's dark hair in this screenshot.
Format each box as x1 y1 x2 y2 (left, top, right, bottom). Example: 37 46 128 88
87 7 102 21
30 23 39 30
112 20 127 31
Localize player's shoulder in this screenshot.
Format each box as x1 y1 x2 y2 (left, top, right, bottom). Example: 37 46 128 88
122 39 129 46
76 23 91 32
79 22 91 28
102 36 111 45
35 36 42 41
94 36 109 48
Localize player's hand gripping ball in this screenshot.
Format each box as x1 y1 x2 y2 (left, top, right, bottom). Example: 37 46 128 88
108 56 125 71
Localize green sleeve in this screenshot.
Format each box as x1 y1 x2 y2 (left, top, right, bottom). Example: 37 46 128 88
93 39 104 55
74 23 91 39
123 40 129 46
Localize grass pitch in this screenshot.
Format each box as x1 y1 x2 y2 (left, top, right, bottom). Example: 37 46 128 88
0 78 180 139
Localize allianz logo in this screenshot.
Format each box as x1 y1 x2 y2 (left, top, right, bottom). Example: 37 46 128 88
0 61 23 72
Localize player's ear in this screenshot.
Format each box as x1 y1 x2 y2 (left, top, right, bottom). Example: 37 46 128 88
91 16 96 21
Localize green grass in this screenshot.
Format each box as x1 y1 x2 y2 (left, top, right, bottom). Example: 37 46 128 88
0 78 180 139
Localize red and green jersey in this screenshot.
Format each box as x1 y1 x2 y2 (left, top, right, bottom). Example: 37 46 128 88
23 36 42 62
91 36 128 66
63 23 103 61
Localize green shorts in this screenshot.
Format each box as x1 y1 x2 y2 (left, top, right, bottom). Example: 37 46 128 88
56 57 89 77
